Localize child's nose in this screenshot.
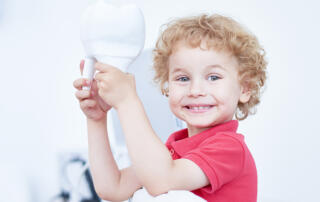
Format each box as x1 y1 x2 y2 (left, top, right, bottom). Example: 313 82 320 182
188 80 206 97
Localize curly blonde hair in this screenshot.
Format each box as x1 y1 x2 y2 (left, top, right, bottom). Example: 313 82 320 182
153 14 267 120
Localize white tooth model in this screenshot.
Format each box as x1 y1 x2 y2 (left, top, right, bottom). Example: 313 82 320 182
80 0 145 90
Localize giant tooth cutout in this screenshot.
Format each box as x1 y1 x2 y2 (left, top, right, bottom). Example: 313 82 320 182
80 0 145 90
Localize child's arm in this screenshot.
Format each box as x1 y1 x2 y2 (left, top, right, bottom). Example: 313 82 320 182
94 63 210 196
116 98 210 196
74 61 142 201
87 116 142 201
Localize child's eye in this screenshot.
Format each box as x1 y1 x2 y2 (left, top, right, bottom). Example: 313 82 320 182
177 76 189 82
208 75 220 81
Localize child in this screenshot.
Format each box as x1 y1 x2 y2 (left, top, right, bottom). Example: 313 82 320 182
73 14 267 202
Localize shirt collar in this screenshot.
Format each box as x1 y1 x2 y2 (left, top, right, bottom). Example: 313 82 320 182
167 120 239 156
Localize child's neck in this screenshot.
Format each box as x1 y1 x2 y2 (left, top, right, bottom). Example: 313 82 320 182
187 126 212 137
187 119 234 137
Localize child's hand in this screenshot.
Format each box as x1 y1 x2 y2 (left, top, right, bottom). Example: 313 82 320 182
73 60 112 121
94 62 138 110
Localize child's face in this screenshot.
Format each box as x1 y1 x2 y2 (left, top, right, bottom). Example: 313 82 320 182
168 42 250 136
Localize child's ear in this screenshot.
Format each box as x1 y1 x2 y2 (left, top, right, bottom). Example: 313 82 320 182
239 85 251 103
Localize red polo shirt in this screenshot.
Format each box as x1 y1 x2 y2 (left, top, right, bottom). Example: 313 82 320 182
165 120 257 202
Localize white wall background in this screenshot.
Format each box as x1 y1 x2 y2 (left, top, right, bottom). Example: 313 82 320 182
0 0 320 201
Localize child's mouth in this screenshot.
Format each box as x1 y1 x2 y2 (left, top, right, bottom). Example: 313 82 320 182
184 105 214 113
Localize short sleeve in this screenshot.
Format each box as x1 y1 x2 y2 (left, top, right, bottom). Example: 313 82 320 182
182 134 245 193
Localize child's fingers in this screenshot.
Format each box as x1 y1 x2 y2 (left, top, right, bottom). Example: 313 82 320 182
73 78 90 90
94 62 116 73
91 79 98 91
80 99 96 109
75 90 91 101
80 60 85 76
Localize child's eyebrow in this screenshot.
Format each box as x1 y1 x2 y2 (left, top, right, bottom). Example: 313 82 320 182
170 67 185 74
170 65 226 74
206 64 227 72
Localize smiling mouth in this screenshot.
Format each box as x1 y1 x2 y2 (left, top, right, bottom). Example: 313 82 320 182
184 105 214 113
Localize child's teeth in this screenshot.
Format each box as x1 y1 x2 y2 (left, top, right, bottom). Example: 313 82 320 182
190 106 210 110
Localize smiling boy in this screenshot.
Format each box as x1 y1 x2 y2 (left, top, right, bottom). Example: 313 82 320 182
167 41 251 136
74 14 267 202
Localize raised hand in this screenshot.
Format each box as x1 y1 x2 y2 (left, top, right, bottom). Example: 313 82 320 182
73 60 111 121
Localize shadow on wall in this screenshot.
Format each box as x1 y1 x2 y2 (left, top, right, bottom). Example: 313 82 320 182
110 48 182 147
